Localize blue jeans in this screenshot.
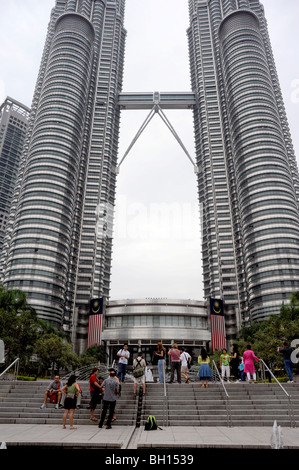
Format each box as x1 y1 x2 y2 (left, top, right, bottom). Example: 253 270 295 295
158 359 165 383
284 359 293 381
117 362 127 382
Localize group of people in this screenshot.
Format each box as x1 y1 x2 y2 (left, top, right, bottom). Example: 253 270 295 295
197 344 261 387
39 368 120 430
89 366 120 429
115 342 192 386
200 342 295 386
166 344 192 384
198 344 261 387
40 374 82 429
39 341 295 429
218 344 261 385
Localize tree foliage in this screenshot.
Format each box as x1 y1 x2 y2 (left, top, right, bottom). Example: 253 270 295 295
34 334 79 376
0 285 80 376
78 344 106 367
234 290 299 370
0 284 41 368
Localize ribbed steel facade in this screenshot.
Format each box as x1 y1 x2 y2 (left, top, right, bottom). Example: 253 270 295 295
188 0 299 331
1 0 126 352
1 0 299 353
0 98 30 253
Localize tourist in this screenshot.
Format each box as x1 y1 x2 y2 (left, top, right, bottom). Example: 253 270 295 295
154 342 166 384
117 344 130 382
61 374 80 429
220 348 230 383
277 342 294 383
243 345 260 383
98 368 120 429
60 381 83 409
109 371 119 423
180 347 191 384
230 344 241 382
168 343 181 383
133 351 146 396
239 357 245 382
197 347 211 388
40 375 62 409
89 367 102 422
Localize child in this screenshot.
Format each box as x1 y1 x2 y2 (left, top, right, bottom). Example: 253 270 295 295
239 358 245 382
220 348 230 382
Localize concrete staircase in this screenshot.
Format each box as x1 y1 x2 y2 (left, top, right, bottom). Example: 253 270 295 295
0 380 137 426
1 380 299 427
141 382 299 427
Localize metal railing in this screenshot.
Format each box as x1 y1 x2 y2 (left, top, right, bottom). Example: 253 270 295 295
0 358 20 381
61 363 111 382
212 360 232 427
259 359 296 428
162 360 168 427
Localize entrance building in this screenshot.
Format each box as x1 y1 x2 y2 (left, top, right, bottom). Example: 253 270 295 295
102 298 210 366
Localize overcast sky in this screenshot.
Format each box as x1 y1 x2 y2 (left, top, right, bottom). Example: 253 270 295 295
0 0 298 302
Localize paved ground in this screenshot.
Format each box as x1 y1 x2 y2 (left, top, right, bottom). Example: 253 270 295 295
1 423 299 450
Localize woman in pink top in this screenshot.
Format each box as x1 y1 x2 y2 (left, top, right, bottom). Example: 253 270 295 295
243 345 260 383
168 344 181 383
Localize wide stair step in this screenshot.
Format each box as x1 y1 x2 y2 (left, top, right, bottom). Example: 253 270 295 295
0 380 299 426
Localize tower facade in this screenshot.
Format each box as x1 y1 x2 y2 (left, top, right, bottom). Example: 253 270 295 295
1 0 299 353
1 0 126 352
188 0 299 335
0 98 30 253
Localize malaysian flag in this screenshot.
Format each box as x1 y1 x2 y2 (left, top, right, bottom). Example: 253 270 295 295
210 298 226 351
87 298 104 348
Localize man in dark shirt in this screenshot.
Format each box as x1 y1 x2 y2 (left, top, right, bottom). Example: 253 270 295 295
277 342 294 383
89 368 102 421
98 368 119 429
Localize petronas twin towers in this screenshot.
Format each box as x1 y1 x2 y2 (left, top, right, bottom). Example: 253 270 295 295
1 0 299 353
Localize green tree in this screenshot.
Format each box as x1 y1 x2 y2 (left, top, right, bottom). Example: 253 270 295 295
78 344 106 367
0 284 41 368
234 292 299 376
34 334 79 377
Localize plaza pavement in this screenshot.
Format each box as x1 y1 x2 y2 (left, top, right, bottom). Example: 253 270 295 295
1 423 299 450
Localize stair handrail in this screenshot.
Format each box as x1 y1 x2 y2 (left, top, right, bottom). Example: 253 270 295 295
259 359 295 428
162 360 168 427
212 359 229 398
212 359 232 427
60 363 109 381
0 357 20 381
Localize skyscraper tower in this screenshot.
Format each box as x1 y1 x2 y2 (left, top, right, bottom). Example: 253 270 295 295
0 98 30 253
1 0 299 353
188 0 299 335
1 0 126 352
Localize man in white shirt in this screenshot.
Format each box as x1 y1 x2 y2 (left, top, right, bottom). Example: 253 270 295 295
180 348 191 384
117 344 130 382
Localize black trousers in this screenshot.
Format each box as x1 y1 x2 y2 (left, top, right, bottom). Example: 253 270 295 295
99 400 116 427
170 361 181 383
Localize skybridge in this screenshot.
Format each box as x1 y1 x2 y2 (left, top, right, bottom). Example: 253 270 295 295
118 91 196 110
117 91 198 173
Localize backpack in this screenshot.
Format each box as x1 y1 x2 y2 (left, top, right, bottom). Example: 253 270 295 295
133 358 145 378
144 415 161 431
